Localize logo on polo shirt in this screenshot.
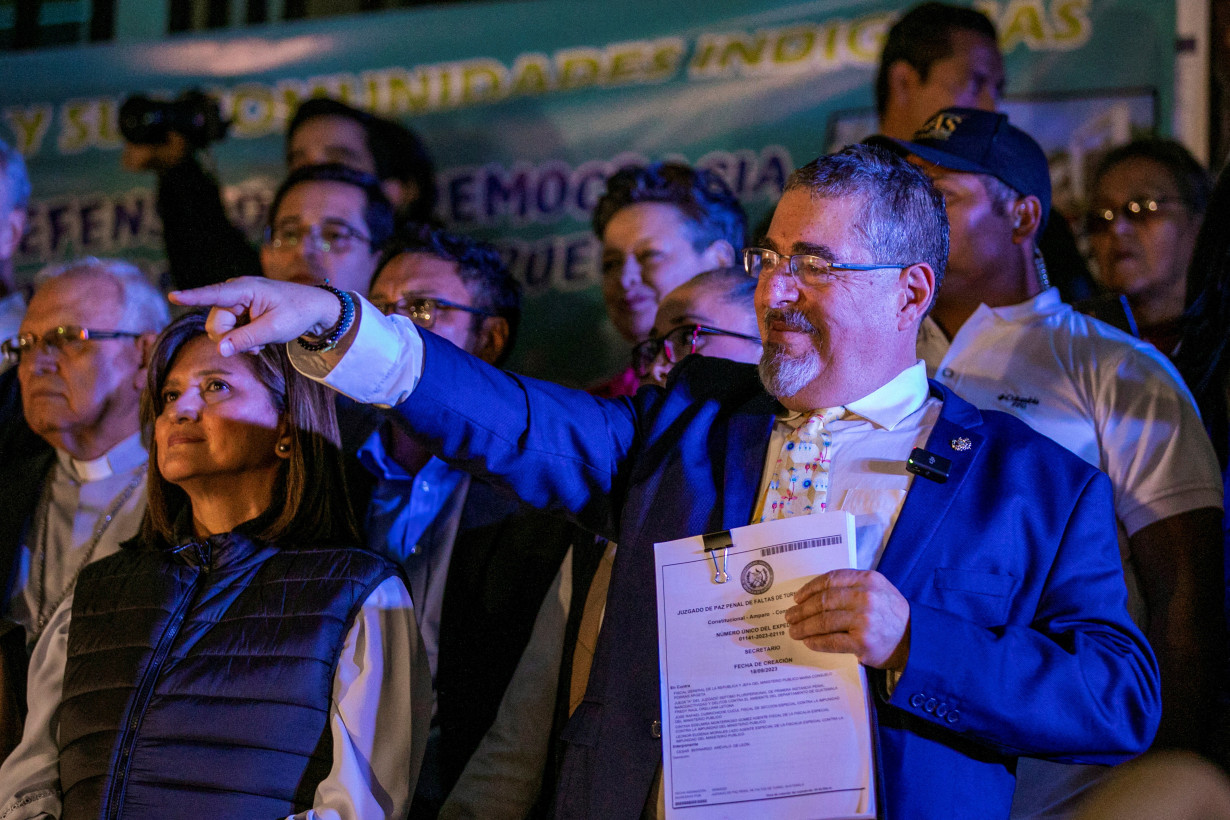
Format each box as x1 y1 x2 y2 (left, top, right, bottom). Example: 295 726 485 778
997 392 1040 411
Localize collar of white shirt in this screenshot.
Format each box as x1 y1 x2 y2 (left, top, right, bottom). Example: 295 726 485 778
57 431 147 484
974 286 1062 324
784 361 931 432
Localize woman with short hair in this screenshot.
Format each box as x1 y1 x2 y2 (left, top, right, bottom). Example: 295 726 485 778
0 310 430 819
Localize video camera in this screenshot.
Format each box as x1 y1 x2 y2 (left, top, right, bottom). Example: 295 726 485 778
119 89 230 149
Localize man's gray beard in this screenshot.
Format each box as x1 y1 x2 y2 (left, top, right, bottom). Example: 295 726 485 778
759 342 820 399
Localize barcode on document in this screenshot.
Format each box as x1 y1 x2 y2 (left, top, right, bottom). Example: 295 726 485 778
761 535 843 557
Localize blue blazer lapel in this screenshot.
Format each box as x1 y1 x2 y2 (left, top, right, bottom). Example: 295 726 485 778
721 392 779 530
876 383 985 584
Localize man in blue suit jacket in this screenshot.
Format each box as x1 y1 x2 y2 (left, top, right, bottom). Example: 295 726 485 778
174 144 1160 819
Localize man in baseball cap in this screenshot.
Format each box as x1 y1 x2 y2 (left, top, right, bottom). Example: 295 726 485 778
877 108 1224 818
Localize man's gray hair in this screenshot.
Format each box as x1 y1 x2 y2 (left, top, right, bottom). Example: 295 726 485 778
0 138 31 214
784 144 949 293
34 257 170 334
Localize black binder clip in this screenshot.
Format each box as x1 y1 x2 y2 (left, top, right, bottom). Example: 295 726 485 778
701 530 732 584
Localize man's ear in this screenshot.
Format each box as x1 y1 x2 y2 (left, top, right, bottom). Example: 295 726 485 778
1011 196 1045 245
897 262 937 331
887 60 921 107
700 239 736 271
473 316 510 365
131 332 158 390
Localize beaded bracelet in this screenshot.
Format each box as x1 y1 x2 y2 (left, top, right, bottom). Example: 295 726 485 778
297 284 356 352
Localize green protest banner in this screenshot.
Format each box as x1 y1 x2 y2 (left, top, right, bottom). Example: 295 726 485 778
0 0 1177 383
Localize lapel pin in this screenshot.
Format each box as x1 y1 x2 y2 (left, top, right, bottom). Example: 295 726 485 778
950 437 972 452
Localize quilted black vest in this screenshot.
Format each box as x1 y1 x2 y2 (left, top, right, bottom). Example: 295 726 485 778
57 531 399 820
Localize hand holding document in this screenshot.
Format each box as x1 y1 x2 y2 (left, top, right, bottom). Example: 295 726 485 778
654 512 876 819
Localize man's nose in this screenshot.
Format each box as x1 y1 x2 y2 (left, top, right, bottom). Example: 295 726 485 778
297 232 326 260
762 265 800 307
22 340 59 374
1109 210 1136 237
975 86 998 112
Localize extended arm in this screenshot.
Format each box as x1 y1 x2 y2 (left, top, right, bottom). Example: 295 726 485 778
124 138 261 291
172 278 643 537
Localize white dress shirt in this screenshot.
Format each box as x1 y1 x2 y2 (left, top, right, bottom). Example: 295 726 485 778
755 362 939 571
0 576 431 820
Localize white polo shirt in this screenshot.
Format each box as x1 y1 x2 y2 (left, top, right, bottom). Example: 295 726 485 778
918 288 1222 627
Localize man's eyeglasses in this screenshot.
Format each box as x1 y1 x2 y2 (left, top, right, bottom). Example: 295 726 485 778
632 324 761 378
264 219 373 254
370 295 496 329
743 247 909 287
3 326 142 362
1084 197 1184 235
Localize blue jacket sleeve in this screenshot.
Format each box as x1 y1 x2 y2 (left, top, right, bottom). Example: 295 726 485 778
394 330 645 540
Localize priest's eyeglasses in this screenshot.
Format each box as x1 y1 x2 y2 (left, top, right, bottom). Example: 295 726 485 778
3 326 143 363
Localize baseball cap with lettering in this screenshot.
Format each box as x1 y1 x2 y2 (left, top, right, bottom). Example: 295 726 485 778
868 107 1052 228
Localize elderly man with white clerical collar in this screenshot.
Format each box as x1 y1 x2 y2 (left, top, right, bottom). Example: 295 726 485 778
0 258 168 647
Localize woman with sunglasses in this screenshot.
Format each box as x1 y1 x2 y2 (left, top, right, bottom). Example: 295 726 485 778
1086 138 1212 355
0 311 430 820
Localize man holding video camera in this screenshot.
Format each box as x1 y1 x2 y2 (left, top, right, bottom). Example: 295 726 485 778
120 91 259 291
121 92 436 291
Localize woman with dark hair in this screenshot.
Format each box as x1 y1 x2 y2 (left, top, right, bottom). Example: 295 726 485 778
1086 138 1212 355
0 311 430 819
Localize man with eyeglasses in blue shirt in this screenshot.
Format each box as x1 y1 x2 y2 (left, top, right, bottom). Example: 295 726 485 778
353 223 578 818
260 163 395 295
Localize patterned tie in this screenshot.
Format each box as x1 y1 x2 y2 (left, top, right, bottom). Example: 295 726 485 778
760 407 845 521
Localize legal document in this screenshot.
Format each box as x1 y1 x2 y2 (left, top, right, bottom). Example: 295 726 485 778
654 513 875 819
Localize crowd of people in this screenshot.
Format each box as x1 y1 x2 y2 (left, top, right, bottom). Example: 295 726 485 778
0 2 1227 818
